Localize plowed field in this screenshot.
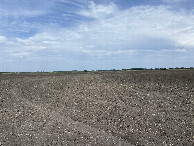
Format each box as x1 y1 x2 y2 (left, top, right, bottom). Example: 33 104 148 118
0 70 193 145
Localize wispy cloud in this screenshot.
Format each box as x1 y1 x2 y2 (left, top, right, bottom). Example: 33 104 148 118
0 8 47 17
78 1 118 19
163 0 189 3
57 0 86 8
0 36 7 42
175 49 186 52
11 52 31 57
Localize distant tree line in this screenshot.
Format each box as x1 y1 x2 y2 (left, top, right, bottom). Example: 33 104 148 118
121 67 194 71
0 67 194 74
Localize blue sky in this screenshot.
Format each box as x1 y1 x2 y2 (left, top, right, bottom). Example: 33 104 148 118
0 0 194 72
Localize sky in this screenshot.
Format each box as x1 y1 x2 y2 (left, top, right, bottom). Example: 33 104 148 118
0 0 194 72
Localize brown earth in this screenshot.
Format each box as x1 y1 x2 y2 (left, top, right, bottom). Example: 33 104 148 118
0 70 193 146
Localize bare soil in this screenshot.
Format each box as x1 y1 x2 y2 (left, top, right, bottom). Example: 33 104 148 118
0 70 193 145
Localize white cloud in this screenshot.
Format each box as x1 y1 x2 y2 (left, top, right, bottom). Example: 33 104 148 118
175 49 186 52
76 4 194 49
0 8 47 17
57 0 86 8
0 36 7 42
81 49 136 56
163 0 188 3
11 52 31 58
175 32 194 47
78 1 118 19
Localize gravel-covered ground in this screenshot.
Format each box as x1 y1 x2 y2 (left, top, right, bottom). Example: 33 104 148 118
0 70 194 146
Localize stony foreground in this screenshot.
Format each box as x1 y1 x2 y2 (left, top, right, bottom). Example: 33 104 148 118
0 70 193 145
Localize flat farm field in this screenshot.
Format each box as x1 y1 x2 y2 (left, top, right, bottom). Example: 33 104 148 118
0 70 193 145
